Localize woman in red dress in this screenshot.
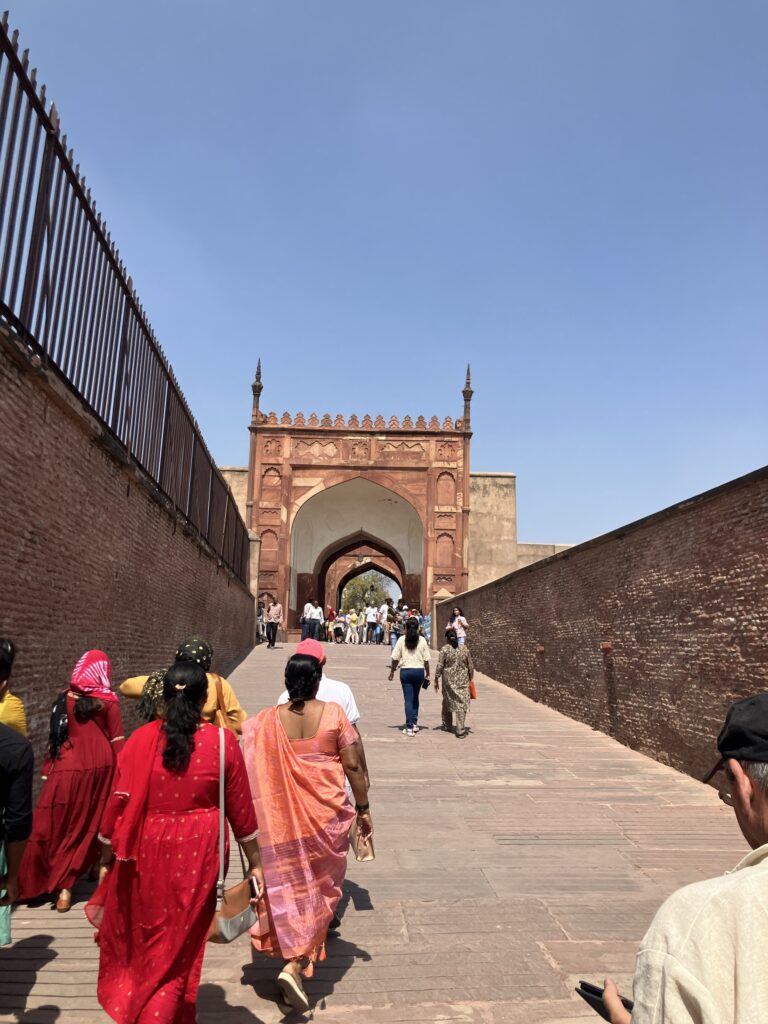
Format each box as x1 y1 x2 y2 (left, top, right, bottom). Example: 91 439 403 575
19 649 124 911
86 661 263 1024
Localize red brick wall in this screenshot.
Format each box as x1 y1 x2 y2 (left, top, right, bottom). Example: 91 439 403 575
1 327 254 774
439 467 768 778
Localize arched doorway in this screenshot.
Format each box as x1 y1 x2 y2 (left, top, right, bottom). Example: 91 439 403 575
315 533 405 611
335 564 403 611
290 477 423 624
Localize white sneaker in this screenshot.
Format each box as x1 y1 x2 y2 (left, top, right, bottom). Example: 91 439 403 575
405 727 415 736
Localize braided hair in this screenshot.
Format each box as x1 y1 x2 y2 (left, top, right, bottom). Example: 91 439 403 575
48 690 103 761
162 662 208 772
404 616 421 651
138 668 167 723
0 638 15 684
284 654 322 712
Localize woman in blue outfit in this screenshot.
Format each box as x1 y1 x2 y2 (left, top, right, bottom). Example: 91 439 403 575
388 617 431 736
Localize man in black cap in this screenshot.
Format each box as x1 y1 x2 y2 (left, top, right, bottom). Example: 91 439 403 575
602 693 768 1023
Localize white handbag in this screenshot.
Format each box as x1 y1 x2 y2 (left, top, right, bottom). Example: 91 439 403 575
207 728 258 943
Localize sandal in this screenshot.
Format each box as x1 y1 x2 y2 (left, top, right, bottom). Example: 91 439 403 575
277 967 309 1013
55 889 71 912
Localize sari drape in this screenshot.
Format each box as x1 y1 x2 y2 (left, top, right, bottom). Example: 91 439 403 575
243 703 356 965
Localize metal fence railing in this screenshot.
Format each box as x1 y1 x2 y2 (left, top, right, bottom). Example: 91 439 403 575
0 13 249 583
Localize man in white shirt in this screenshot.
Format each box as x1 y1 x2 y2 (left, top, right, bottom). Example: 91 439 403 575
306 599 324 640
603 693 768 1024
377 599 390 645
365 605 378 644
300 599 314 641
276 638 370 790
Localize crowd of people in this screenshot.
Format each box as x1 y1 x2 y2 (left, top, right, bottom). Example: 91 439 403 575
5 610 765 1024
295 595 435 648
0 633 373 1019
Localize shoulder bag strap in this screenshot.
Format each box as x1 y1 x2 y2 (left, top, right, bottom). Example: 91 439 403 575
217 726 225 907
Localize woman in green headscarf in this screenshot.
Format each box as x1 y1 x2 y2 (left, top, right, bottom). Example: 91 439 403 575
119 637 247 732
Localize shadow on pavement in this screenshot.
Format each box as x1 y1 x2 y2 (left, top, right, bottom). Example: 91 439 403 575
337 878 373 914
0 934 58 1021
197 982 267 1023
10 1007 60 1024
311 933 373 1011
240 888 373 1016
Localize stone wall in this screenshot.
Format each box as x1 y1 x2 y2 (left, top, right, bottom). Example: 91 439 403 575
516 542 572 569
1 327 255 773
439 467 768 778
468 473 518 587
221 466 248 522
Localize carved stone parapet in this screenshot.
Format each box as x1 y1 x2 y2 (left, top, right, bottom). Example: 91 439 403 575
257 409 468 432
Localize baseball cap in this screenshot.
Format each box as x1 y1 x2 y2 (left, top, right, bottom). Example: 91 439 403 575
702 693 768 783
295 638 327 666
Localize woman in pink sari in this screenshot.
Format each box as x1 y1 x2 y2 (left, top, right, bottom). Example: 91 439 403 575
242 652 372 1012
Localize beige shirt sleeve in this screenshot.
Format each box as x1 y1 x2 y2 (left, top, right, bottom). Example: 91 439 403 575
631 948 721 1023
202 674 247 734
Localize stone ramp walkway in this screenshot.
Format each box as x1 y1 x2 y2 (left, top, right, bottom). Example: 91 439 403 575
2 643 743 1023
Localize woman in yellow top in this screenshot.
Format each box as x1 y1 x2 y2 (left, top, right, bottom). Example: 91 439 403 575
119 636 247 732
0 639 27 737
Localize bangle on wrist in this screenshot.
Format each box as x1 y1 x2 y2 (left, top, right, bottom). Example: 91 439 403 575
355 803 370 813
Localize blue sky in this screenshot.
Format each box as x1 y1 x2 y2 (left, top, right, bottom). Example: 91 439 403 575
11 1 767 543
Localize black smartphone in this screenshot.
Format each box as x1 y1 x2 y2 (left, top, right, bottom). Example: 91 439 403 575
575 980 633 1020
249 876 261 900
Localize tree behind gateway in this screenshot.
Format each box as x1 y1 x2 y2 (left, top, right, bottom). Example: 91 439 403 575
340 571 393 612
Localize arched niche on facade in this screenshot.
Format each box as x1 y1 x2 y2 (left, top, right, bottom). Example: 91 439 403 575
436 532 454 567
259 528 279 567
436 471 457 506
290 477 423 610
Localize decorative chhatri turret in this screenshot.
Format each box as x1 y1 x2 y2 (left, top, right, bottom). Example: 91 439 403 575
250 359 263 425
462 364 474 433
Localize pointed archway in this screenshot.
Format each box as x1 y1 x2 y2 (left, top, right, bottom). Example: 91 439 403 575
335 562 403 611
290 478 424 624
315 533 405 611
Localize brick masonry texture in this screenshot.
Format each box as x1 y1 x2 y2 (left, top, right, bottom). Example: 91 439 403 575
438 466 768 779
1 328 254 774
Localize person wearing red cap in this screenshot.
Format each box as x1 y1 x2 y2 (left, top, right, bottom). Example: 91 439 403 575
277 639 369 790
602 693 768 1024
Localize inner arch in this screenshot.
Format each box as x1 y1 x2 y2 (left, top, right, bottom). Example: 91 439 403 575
290 477 424 610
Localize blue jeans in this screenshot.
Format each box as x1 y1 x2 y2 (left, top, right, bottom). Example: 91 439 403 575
400 668 425 728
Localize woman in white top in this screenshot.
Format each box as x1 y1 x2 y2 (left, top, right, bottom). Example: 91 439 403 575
448 607 469 645
388 618 431 736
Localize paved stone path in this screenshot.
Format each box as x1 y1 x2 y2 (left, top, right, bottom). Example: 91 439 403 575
2 642 744 1023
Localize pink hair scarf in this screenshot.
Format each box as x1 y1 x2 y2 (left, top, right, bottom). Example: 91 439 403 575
70 649 118 703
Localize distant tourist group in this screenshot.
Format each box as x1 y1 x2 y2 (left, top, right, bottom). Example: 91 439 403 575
292 595 434 648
